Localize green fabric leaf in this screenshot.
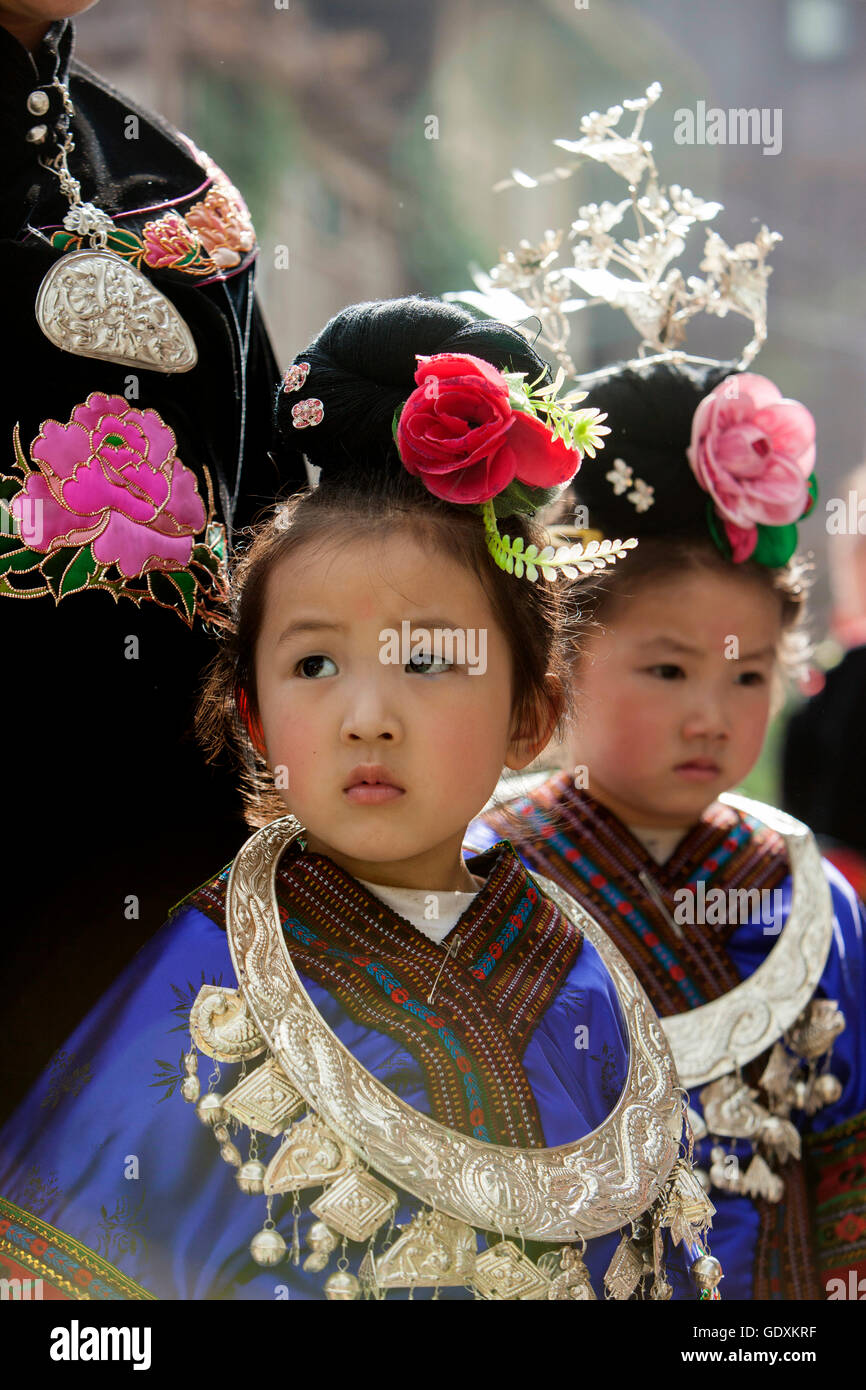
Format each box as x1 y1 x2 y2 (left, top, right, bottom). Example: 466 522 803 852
752 522 798 567
0 546 45 576
800 472 818 519
59 546 99 598
705 501 733 560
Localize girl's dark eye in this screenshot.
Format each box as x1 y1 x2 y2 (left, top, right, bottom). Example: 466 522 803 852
646 664 685 680
405 652 452 675
736 670 766 687
296 655 337 679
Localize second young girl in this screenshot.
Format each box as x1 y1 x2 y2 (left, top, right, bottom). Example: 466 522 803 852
472 359 866 1301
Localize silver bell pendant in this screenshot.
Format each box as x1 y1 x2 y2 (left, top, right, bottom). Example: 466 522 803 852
237 1160 266 1195
250 1224 287 1268
196 1092 227 1126
690 1254 724 1293
324 1270 361 1300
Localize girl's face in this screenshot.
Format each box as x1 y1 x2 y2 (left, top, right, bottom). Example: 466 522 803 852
568 566 783 829
254 528 544 889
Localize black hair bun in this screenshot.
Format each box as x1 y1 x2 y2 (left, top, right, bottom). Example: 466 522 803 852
273 296 552 487
570 358 739 538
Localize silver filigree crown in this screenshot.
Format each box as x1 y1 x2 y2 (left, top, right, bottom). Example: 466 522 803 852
446 82 779 379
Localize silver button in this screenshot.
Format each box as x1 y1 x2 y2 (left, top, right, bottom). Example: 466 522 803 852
25 124 48 144
26 90 50 116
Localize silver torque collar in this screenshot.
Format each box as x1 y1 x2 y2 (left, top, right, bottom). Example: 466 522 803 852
660 792 834 1088
225 817 685 1243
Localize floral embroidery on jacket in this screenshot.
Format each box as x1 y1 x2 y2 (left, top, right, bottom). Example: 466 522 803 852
49 149 257 280
1 395 228 626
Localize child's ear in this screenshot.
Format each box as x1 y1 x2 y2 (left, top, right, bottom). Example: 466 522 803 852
504 674 563 771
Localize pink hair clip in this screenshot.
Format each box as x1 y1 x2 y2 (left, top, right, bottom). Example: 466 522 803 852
291 398 324 429
283 361 310 392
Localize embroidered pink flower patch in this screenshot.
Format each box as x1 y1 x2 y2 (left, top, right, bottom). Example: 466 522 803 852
12 394 206 579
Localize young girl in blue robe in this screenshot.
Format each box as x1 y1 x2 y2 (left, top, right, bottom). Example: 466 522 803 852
0 300 711 1302
470 360 866 1302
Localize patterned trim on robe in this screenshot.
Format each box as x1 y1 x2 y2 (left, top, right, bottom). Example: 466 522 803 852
483 773 789 1015
805 1109 866 1293
187 840 582 1149
481 777 826 1300
0 1196 155 1301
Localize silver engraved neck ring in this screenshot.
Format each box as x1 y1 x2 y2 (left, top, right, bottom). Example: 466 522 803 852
225 816 685 1243
660 792 834 1088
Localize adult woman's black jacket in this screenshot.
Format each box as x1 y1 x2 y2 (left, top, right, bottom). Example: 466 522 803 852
0 20 297 1113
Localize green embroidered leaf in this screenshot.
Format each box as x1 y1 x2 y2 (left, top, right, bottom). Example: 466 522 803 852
166 569 197 621
0 472 23 503
191 543 221 576
0 573 48 598
59 546 99 598
204 521 227 563
0 546 44 576
0 530 20 555
147 569 196 625
40 546 77 597
173 248 210 271
50 231 77 252
107 229 145 255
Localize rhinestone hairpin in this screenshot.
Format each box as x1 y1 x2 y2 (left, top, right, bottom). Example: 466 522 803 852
283 362 310 392
291 398 324 429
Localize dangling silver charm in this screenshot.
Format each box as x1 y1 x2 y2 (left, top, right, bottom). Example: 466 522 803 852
250 1224 287 1267
303 1221 339 1274
546 1244 596 1301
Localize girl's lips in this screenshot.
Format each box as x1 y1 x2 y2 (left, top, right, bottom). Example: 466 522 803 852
674 761 722 782
343 784 405 805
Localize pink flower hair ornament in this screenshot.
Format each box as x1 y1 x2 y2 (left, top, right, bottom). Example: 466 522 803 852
392 352 637 582
687 373 817 566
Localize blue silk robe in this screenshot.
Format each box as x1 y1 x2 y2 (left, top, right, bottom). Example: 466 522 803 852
0 845 699 1301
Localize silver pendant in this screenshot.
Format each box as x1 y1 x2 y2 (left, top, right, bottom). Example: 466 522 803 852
36 249 197 372
472 1241 551 1300
263 1112 354 1194
190 985 267 1064
221 1057 305 1136
309 1169 398 1243
604 1233 644 1300
546 1245 597 1300
367 1210 476 1291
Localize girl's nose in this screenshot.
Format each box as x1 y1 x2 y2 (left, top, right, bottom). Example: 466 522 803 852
682 695 730 742
340 684 402 744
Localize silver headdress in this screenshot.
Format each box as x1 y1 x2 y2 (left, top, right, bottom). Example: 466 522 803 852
445 82 780 378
